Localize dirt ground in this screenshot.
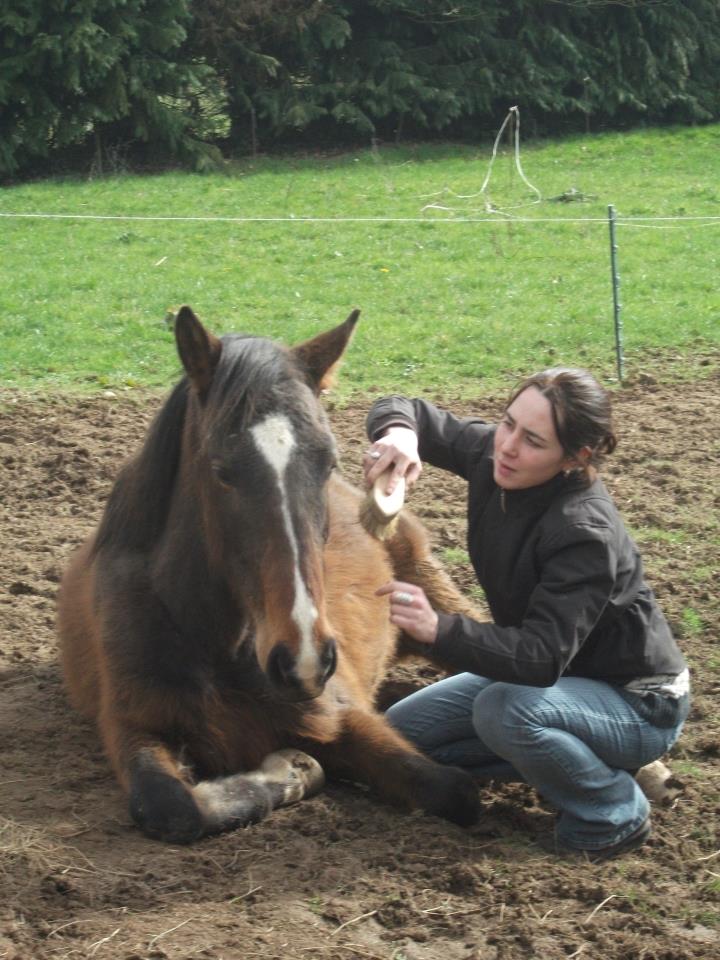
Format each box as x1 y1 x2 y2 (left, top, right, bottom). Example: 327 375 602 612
1 358 719 960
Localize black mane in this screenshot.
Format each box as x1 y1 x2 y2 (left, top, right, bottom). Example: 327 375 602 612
93 378 190 554
207 334 300 432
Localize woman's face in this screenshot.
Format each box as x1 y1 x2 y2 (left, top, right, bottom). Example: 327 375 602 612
493 386 577 490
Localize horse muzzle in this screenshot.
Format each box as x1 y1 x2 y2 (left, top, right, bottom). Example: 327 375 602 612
266 637 337 701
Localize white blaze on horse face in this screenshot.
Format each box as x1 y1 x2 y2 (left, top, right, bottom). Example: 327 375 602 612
250 414 319 681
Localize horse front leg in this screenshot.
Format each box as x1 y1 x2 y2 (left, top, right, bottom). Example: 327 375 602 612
190 749 325 835
381 513 487 672
311 708 479 827
108 722 324 843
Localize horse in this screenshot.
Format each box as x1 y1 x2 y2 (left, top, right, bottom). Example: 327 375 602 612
57 306 482 844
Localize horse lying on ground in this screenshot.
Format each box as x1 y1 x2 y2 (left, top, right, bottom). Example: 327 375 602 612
57 307 482 843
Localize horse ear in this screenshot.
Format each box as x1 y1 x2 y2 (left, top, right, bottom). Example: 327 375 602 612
175 306 222 396
292 309 360 394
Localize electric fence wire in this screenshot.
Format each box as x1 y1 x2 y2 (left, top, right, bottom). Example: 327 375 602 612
1 212 719 226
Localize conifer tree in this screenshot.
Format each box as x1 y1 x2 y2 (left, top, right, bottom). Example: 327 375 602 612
0 0 213 177
190 0 720 148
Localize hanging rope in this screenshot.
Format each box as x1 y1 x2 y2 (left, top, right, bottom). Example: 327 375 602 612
420 106 543 215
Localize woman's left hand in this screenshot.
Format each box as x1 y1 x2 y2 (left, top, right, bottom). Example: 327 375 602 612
376 581 438 645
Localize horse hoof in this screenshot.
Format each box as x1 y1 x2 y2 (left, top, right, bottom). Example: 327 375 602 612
443 771 481 827
129 769 203 844
418 765 480 828
259 749 326 804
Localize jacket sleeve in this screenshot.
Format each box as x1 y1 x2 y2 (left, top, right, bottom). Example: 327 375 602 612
432 522 618 686
366 396 493 480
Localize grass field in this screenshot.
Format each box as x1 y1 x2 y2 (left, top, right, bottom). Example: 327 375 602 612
1 124 718 396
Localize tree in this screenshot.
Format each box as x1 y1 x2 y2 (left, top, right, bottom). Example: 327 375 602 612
0 0 216 178
190 0 720 150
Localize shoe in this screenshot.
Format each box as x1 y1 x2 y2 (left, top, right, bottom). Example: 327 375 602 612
543 817 652 862
635 761 681 804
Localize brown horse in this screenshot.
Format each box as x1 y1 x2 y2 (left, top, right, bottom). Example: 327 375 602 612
57 307 481 843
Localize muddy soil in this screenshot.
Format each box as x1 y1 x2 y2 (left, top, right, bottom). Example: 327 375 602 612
1 364 719 960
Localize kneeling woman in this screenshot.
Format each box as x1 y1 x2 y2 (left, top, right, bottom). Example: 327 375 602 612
364 368 689 860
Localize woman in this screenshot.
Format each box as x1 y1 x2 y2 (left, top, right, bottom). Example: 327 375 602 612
364 368 689 860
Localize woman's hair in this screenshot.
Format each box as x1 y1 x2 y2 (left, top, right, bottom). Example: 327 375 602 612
506 367 617 481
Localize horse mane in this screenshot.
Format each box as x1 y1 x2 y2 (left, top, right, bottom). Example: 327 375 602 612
93 378 190 554
93 334 303 556
208 334 301 432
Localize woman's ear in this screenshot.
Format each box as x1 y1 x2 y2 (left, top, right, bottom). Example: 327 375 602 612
563 446 592 473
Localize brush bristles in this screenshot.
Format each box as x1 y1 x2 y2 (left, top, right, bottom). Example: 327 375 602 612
358 469 406 541
358 494 400 541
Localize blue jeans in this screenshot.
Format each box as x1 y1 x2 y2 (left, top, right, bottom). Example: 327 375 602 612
386 673 687 851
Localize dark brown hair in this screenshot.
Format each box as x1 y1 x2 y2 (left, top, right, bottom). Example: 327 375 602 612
506 367 617 481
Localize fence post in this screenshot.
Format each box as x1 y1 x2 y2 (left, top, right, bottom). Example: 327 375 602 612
608 204 624 383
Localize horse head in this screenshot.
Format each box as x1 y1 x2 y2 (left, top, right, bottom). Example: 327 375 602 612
174 305 359 702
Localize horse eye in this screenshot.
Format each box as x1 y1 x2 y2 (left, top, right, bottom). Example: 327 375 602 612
211 462 235 487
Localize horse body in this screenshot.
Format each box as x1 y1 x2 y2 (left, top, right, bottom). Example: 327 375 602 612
58 308 480 843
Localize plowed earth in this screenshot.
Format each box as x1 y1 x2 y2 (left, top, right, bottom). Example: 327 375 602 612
1 363 719 960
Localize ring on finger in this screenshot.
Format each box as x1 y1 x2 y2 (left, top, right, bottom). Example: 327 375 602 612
394 591 413 606
369 450 381 460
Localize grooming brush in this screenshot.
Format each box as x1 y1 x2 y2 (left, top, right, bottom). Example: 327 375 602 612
359 467 406 541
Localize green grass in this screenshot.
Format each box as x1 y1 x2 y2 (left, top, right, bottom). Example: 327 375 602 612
680 607 705 638
702 877 720 897
690 564 715 584
629 526 689 546
441 547 471 567
671 760 709 778
1 125 719 396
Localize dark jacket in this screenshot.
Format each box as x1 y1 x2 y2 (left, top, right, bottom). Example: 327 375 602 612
367 397 687 694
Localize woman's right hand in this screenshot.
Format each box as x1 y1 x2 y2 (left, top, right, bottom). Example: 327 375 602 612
363 426 422 494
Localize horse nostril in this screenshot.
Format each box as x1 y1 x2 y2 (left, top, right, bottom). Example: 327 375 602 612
320 638 337 682
267 638 336 697
267 642 295 690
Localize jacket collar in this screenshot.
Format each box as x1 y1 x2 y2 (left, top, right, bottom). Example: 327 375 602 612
498 470 587 516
